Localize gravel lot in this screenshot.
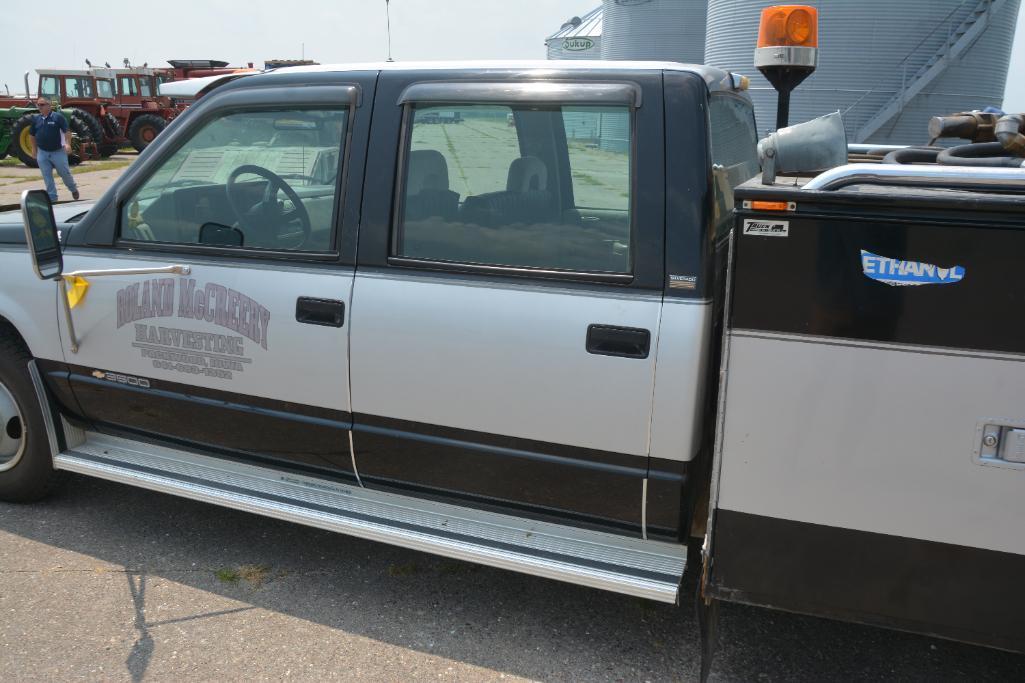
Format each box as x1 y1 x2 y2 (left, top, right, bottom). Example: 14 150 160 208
1 474 1023 682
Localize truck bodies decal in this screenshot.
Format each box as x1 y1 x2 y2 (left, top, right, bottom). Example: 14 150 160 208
860 250 965 287
742 218 789 237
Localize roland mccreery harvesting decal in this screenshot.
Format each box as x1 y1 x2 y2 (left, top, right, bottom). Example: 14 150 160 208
860 250 966 287
115 278 271 381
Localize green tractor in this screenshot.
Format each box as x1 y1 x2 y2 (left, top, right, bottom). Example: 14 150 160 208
1 105 90 167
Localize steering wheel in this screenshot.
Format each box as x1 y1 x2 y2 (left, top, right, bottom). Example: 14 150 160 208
226 165 312 248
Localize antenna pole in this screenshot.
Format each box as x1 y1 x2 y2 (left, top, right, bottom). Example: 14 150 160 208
385 0 394 62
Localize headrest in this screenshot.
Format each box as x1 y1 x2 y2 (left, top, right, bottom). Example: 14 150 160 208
407 149 450 194
507 156 547 192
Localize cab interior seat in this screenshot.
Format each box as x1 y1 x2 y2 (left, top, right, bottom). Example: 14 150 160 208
460 156 558 227
403 149 460 221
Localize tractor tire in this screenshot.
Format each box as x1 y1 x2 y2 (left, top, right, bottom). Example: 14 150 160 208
0 332 65 502
128 114 167 152
10 114 38 168
0 147 7 160
66 108 103 146
99 113 124 157
66 116 89 166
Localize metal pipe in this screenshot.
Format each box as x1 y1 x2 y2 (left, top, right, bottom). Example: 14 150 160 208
803 163 1025 192
23 72 30 101
995 114 1025 156
937 142 1024 167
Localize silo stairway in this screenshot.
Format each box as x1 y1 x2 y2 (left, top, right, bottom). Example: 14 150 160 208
855 0 1007 142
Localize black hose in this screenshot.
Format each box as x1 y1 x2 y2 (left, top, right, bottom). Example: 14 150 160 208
936 142 1025 168
883 147 940 164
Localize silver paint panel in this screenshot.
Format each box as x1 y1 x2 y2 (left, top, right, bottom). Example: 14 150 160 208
55 431 686 602
349 273 662 456
647 299 713 462
717 332 1025 555
56 253 354 413
0 252 65 362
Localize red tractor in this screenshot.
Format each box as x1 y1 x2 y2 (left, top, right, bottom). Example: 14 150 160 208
90 67 179 152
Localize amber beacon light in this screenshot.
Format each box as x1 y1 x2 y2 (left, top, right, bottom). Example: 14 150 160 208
754 5 819 130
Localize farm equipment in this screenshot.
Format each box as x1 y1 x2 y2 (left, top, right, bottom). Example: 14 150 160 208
1 104 92 167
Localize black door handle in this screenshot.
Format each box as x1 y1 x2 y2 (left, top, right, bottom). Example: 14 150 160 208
586 324 651 359
296 297 345 327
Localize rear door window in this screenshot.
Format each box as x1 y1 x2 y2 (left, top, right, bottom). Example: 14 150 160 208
394 103 632 274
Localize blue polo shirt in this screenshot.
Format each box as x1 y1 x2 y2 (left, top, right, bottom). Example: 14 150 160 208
31 111 68 152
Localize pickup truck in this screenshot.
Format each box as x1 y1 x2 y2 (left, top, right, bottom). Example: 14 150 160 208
2 60 1023 663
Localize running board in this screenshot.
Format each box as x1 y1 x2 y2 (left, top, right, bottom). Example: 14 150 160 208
54 432 686 603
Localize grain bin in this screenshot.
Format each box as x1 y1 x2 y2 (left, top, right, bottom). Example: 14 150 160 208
705 0 1021 144
546 7 603 60
601 0 708 62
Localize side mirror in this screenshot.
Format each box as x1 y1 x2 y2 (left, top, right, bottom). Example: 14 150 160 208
20 189 63 280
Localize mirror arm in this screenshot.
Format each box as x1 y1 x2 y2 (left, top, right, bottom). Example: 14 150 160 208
59 264 191 354
64 264 191 278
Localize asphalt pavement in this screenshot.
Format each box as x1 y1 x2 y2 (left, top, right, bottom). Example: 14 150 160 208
1 474 1023 682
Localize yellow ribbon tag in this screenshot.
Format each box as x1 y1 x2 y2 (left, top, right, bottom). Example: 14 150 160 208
65 276 90 309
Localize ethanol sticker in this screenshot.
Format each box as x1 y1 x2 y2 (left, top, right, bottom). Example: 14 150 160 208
861 250 965 287
742 218 789 237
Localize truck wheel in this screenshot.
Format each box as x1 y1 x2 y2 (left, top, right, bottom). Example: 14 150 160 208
0 335 64 502
128 114 166 152
10 114 38 168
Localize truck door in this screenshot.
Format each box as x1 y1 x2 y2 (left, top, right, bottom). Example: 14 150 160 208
54 75 373 479
349 71 668 535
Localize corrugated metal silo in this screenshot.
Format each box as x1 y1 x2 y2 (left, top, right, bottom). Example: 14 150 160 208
546 6 603 60
705 0 1021 144
600 0 708 62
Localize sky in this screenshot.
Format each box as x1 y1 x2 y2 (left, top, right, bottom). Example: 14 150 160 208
1 1 1022 110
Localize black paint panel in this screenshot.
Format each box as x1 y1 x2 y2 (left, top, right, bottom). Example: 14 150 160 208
353 414 650 535
709 510 1025 653
64 363 356 476
730 209 1025 354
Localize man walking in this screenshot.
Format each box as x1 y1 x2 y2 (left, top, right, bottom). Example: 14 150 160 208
29 98 80 202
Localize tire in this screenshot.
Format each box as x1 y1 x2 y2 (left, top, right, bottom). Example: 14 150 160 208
66 108 103 145
66 116 89 166
99 113 123 157
10 114 38 168
0 333 64 502
128 114 167 152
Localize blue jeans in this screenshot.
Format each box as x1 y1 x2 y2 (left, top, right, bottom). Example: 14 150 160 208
36 149 78 201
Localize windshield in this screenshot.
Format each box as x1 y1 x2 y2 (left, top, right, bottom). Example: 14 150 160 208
65 77 95 99
97 79 114 99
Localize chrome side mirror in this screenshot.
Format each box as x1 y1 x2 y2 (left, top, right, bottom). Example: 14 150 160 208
20 189 63 280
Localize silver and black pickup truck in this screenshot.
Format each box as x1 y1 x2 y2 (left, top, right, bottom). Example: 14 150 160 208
2 61 1023 662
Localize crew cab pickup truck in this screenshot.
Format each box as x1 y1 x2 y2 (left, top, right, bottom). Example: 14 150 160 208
2 61 1023 660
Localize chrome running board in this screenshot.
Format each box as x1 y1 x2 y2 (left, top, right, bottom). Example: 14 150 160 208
54 432 686 603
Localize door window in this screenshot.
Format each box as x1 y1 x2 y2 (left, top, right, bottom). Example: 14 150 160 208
394 103 633 274
120 108 348 253
118 77 137 97
65 77 95 99
97 79 115 99
39 77 59 100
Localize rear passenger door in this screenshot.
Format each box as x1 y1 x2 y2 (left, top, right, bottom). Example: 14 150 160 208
350 72 667 535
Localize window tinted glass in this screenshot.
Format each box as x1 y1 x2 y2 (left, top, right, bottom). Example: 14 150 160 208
97 79 114 99
119 77 137 96
709 95 758 237
396 103 632 274
121 108 347 253
40 77 59 99
65 77 94 98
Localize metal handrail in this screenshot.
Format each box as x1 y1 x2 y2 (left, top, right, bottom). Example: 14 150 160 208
803 163 1025 191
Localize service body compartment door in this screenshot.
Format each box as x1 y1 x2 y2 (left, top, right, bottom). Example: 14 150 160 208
708 198 1025 652
55 74 374 478
350 70 670 533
